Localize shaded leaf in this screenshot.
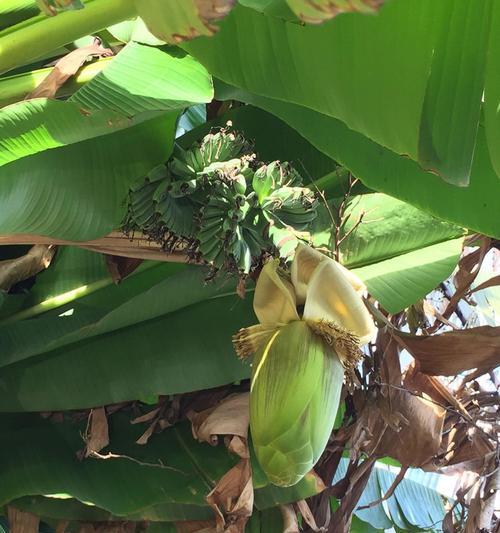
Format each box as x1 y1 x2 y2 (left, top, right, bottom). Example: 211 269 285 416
186 2 493 184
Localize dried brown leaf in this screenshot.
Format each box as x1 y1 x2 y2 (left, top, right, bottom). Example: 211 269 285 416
189 393 249 445
0 245 55 290
430 237 491 329
356 466 408 510
395 326 500 376
105 255 143 284
227 435 249 459
130 407 161 424
377 390 445 466
7 508 39 533
28 39 112 99
467 273 500 295
404 363 469 419
84 407 109 457
206 458 253 533
135 419 158 445
175 521 217 533
290 0 384 24
296 500 320 532
55 521 69 533
280 504 299 533
353 385 445 468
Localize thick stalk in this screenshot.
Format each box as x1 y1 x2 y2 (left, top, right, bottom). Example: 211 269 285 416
0 56 112 107
0 0 136 75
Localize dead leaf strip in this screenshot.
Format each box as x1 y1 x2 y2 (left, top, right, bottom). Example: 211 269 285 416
395 325 500 376
206 458 253 533
27 37 112 99
0 232 191 263
280 504 299 533
83 407 109 457
0 244 56 291
356 466 408 510
364 298 500 377
296 500 322 532
87 451 186 475
7 507 40 533
429 237 491 331
465 273 500 296
175 521 217 533
188 393 253 532
189 393 249 445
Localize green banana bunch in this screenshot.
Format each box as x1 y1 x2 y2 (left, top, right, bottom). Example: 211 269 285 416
122 125 320 275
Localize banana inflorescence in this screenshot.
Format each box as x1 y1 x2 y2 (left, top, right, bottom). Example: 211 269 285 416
234 244 375 487
122 125 318 275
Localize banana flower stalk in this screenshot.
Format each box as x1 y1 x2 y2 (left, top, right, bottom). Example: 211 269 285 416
233 243 375 486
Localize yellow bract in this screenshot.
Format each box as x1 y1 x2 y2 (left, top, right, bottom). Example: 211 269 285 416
259 243 375 345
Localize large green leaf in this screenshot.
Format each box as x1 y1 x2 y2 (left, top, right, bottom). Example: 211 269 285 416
184 1 493 184
355 238 463 314
0 112 175 240
184 2 433 159
0 43 213 240
484 0 500 182
416 0 492 185
220 90 500 238
71 43 213 115
312 193 463 268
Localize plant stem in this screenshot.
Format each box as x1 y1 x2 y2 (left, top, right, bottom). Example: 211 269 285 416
0 0 136 75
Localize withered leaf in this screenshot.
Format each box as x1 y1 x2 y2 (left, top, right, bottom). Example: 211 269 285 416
394 326 500 376
27 38 112 99
105 255 143 284
84 407 109 457
174 521 217 533
353 387 445 468
280 504 299 533
288 0 384 24
7 507 40 533
206 458 253 533
0 245 55 291
296 500 320 532
189 393 249 445
145 0 235 44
